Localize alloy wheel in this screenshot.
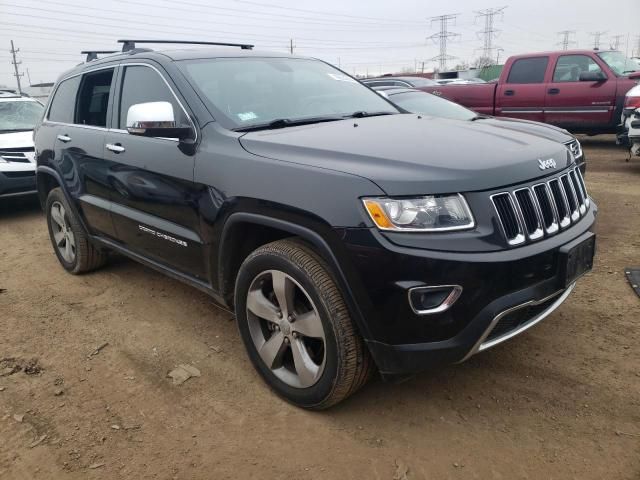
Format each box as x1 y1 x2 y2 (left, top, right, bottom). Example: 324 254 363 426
50 201 76 264
246 269 326 388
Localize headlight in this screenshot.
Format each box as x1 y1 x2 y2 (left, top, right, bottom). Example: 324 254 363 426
575 139 583 158
362 194 475 232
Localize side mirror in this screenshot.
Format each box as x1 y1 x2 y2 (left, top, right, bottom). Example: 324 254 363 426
126 101 192 139
579 71 606 82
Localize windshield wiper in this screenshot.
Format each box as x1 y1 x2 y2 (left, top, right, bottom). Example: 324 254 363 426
234 115 344 132
346 111 396 118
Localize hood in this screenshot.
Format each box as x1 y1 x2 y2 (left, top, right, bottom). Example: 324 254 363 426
239 114 572 195
478 116 573 143
0 130 34 149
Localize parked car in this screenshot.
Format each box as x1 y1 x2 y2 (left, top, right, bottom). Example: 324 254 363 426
621 84 640 156
375 86 585 173
0 90 44 199
419 50 640 135
35 41 596 409
361 76 438 88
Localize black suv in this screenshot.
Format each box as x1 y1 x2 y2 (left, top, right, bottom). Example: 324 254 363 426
34 41 596 409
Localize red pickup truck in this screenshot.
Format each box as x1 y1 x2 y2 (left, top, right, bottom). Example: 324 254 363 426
423 50 640 134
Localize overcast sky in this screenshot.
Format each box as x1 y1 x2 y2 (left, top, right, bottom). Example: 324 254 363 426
1 0 639 87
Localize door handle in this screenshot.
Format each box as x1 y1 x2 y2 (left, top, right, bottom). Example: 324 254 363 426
504 90 515 96
106 143 125 154
548 88 560 95
57 134 72 143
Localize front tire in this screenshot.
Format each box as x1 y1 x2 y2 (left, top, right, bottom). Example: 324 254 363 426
234 239 373 409
45 187 106 274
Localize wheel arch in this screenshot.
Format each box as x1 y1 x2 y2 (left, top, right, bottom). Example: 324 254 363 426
36 166 89 233
218 212 373 340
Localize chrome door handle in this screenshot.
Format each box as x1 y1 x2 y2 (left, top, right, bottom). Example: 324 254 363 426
106 143 125 154
57 134 71 143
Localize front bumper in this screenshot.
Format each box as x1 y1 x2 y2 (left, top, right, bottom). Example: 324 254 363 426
338 202 597 376
0 170 37 198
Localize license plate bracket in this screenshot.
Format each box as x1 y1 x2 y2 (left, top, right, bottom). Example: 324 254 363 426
558 233 596 288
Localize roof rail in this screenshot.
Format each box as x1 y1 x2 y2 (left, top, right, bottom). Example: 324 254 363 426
117 39 254 53
81 50 119 62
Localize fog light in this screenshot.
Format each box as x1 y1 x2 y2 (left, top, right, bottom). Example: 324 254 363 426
408 285 462 315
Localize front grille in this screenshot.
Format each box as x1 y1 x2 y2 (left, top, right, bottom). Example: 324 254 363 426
491 167 589 246
485 294 559 342
566 140 582 159
0 149 32 163
3 170 35 178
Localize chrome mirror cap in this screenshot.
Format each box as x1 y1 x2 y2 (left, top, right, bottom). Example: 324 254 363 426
126 101 176 134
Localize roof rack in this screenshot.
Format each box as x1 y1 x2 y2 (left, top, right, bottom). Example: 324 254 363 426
117 39 254 53
81 50 119 62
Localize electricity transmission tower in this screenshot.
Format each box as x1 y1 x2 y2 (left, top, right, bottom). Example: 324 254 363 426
610 34 624 50
475 7 507 62
427 13 460 72
590 31 607 49
10 40 24 94
557 30 576 50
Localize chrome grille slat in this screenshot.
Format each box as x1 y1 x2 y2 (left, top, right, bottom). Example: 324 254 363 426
532 183 559 234
514 188 544 240
575 168 590 208
560 174 580 221
491 167 588 247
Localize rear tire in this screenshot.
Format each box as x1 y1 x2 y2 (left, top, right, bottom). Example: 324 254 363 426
45 187 107 274
234 238 374 409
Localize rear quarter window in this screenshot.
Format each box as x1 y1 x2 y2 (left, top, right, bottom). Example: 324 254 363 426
507 57 549 84
47 76 81 123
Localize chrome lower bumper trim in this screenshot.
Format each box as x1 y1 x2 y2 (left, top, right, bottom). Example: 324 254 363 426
460 282 576 362
0 189 37 199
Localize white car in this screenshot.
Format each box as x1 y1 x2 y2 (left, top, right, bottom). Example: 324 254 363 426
622 85 640 157
0 91 45 198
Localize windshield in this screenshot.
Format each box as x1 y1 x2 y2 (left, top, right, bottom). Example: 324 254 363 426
178 57 398 129
0 100 44 132
597 51 640 76
389 91 476 121
399 78 437 87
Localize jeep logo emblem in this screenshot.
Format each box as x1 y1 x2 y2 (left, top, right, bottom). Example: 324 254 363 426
538 158 557 170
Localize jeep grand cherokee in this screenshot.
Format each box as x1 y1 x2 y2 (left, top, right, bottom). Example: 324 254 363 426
34 41 596 409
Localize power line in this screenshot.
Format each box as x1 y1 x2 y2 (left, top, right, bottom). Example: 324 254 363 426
610 34 625 50
9 40 24 94
557 30 576 50
428 13 460 71
475 7 507 62
589 31 608 49
233 0 426 25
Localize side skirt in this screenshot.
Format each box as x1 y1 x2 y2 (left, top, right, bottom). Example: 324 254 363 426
91 235 231 312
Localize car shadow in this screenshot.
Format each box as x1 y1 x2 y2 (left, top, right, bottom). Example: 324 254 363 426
0 195 42 220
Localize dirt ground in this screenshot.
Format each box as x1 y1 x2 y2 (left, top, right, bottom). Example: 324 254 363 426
1 136 639 480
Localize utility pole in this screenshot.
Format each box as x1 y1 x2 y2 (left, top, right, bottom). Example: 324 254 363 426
635 35 640 57
427 13 460 72
289 38 295 55
557 30 576 50
589 31 607 50
610 34 625 50
475 7 507 63
10 40 24 94
496 48 504 65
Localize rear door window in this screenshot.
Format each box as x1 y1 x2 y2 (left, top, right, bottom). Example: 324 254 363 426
75 68 115 127
507 57 549 84
47 76 81 123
